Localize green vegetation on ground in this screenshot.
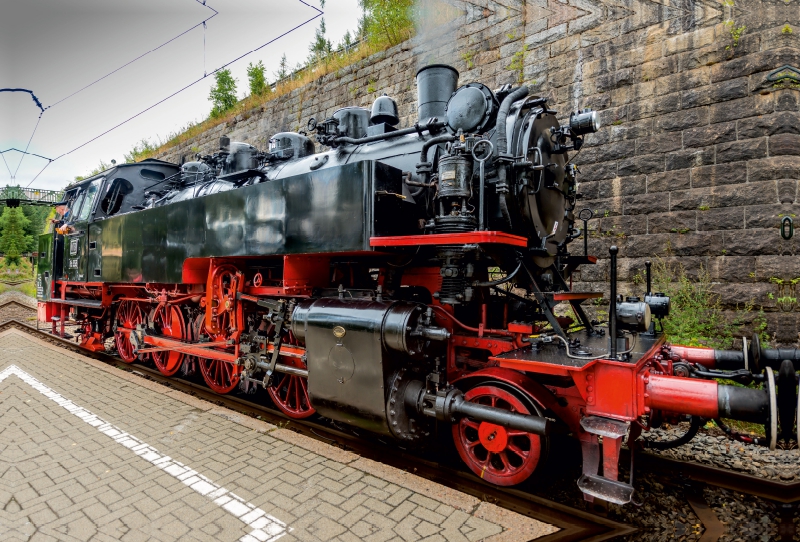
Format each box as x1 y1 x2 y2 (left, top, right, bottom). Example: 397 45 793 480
647 259 769 350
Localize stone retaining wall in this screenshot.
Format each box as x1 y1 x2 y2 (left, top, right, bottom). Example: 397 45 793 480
158 0 800 345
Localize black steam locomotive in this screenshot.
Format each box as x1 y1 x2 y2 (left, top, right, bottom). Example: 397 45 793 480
37 64 796 504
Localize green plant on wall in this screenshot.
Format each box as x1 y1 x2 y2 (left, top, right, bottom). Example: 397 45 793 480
652 259 760 349
461 50 476 69
507 45 528 85
783 24 793 34
769 277 799 312
724 21 746 50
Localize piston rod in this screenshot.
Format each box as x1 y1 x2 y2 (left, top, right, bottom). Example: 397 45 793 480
255 360 308 378
403 381 551 436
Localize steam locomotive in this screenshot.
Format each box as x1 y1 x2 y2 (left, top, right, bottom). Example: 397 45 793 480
37 64 799 504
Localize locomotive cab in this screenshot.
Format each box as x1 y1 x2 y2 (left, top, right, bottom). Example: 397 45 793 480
36 160 180 291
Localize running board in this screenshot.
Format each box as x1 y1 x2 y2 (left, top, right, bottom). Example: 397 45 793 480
578 474 635 505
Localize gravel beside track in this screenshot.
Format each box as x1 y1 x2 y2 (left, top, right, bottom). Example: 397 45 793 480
647 423 799 482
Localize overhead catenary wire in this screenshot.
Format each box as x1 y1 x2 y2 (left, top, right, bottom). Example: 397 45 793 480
8 1 221 187
21 0 323 188
0 152 13 179
46 0 219 110
12 113 43 180
49 12 323 163
26 161 53 188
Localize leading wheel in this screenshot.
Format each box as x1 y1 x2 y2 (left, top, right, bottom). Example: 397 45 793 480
115 300 143 363
453 384 545 486
194 314 241 394
267 331 315 419
151 304 186 376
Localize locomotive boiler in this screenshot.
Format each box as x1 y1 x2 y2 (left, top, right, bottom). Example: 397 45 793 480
37 64 799 504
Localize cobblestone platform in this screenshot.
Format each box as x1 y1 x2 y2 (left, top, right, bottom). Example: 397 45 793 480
0 328 557 542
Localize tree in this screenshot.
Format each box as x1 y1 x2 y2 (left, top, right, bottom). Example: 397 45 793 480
308 18 333 65
209 69 238 118
274 54 290 81
246 61 270 97
358 0 414 46
21 206 49 252
340 30 354 51
0 207 32 265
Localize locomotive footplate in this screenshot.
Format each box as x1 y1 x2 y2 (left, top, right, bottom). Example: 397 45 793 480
490 329 662 368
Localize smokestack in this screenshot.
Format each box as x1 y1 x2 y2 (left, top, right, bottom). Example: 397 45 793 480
416 64 458 125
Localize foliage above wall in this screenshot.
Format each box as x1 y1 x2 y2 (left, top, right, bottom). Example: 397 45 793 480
126 0 419 163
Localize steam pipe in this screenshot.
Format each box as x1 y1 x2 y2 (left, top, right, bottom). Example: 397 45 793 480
472 261 522 287
333 120 446 146
496 86 529 157
419 135 457 166
668 344 800 371
495 86 529 230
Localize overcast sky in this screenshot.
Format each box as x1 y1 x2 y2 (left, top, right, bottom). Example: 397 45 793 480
0 0 361 191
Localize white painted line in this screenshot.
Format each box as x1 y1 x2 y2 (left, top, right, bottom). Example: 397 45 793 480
0 365 289 542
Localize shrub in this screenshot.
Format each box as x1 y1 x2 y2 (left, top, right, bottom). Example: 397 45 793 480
209 69 238 118
246 61 270 97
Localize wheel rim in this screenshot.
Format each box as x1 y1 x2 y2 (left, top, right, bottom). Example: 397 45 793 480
152 305 186 376
115 300 143 363
195 315 241 394
452 384 543 486
267 332 314 418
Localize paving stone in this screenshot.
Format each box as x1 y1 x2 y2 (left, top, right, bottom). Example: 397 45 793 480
0 329 555 541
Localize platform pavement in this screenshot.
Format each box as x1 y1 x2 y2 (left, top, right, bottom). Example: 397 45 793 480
0 328 557 542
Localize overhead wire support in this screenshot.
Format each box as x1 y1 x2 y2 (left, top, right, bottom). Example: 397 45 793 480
0 89 45 113
12 113 43 180
19 0 321 187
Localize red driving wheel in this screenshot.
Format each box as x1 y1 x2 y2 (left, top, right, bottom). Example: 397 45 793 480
151 304 186 376
267 331 315 419
453 384 544 486
195 314 241 394
115 300 143 363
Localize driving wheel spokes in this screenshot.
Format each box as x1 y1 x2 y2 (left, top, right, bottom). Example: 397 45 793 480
151 304 187 376
114 300 143 363
452 384 544 486
194 314 241 394
267 332 314 418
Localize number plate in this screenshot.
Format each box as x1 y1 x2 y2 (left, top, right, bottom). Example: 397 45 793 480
69 238 79 255
69 258 79 269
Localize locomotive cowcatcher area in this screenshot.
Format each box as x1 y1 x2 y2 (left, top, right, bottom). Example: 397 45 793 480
0 328 554 541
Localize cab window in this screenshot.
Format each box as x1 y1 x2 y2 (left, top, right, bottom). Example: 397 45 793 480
100 178 134 216
69 191 86 223
76 179 103 221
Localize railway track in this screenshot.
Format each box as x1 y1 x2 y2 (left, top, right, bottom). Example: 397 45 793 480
3 317 797 541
